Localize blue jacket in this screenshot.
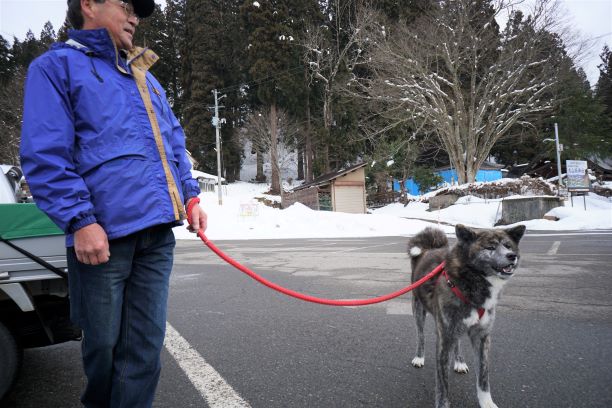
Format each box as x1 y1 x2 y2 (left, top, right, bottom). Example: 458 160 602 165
20 29 200 246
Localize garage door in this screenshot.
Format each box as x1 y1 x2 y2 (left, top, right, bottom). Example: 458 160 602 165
334 186 365 214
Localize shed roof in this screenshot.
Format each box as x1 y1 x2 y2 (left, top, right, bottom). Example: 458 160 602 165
293 162 367 191
589 155 612 172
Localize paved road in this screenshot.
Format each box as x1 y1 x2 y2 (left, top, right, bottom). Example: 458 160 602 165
4 231 612 407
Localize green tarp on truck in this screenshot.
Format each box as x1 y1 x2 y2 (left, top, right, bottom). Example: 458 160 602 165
0 204 63 240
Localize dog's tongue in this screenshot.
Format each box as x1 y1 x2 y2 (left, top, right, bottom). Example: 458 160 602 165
502 266 513 273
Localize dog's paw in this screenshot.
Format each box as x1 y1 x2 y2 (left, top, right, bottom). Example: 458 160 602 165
411 356 425 368
478 389 498 408
453 361 469 374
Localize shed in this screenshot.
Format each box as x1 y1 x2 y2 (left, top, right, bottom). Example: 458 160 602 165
282 163 367 213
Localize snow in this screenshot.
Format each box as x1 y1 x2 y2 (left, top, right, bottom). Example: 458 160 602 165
173 181 612 241
191 169 224 183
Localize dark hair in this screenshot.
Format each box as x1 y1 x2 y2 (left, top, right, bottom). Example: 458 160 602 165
67 0 106 29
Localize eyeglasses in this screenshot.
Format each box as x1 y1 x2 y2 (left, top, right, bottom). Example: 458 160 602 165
108 0 138 21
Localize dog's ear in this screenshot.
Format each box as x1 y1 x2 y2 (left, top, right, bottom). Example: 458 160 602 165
506 224 526 243
455 224 477 243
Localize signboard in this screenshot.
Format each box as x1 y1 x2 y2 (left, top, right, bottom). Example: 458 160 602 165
566 160 590 192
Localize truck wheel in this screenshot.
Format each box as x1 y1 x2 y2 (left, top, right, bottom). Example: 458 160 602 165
0 321 22 400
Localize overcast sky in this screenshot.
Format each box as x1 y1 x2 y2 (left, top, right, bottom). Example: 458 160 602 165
0 0 610 85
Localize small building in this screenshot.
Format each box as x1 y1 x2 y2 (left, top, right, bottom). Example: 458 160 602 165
191 169 226 192
394 162 505 195
282 162 367 213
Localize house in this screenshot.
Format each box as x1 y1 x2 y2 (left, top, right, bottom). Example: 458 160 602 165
282 162 367 214
393 162 506 195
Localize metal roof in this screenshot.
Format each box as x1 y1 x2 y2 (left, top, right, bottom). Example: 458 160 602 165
292 162 367 191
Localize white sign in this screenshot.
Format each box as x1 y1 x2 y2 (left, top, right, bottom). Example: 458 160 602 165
566 160 590 192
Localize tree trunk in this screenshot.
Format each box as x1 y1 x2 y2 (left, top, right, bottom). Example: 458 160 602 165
255 149 266 182
269 102 281 194
305 81 314 182
297 146 304 181
323 89 332 173
399 178 407 203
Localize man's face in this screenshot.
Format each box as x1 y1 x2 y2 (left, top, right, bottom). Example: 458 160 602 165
82 0 139 50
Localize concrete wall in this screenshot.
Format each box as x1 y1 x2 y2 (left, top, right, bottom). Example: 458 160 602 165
499 197 562 225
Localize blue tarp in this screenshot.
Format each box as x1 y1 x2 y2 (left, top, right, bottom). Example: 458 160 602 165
393 168 503 195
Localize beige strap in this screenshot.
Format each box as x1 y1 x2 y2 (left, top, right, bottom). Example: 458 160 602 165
129 48 185 220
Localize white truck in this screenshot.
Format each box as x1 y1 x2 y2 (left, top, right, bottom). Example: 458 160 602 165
0 166 80 400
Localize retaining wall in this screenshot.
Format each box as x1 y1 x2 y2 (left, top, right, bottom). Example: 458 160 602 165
498 196 562 225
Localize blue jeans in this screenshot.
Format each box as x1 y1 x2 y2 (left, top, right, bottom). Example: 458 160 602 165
67 224 175 408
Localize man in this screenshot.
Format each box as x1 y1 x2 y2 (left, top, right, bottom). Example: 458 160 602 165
20 1 207 406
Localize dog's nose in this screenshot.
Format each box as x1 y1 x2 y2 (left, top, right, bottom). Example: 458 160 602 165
506 253 517 262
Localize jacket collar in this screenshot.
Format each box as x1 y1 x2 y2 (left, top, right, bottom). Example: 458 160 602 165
64 28 158 73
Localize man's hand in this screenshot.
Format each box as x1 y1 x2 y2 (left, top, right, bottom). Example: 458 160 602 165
187 202 208 233
74 223 110 265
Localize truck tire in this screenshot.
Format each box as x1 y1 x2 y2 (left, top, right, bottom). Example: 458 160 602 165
0 321 21 400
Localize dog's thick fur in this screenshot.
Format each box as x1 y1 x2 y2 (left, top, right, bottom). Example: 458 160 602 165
408 224 526 408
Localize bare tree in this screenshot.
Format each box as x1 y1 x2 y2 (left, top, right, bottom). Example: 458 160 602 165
0 69 25 165
242 107 300 193
352 0 564 183
302 0 375 173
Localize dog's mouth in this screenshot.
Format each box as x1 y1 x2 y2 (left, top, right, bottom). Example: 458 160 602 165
494 264 516 278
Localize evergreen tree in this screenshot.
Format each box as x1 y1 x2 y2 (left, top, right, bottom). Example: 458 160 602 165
133 3 182 111
288 0 324 181
2 29 49 165
134 4 166 50
39 21 57 49
164 0 187 117
562 73 611 158
57 18 71 42
183 0 246 182
241 0 306 192
0 36 14 84
11 30 45 69
493 29 611 166
303 0 364 175
596 45 612 118
182 0 215 174
0 68 25 164
375 0 434 23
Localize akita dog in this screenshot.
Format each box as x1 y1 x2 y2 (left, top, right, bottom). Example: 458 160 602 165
407 224 526 408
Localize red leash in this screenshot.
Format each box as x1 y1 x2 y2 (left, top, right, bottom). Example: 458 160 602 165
187 198 444 307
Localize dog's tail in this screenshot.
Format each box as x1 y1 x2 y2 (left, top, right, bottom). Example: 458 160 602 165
407 227 448 269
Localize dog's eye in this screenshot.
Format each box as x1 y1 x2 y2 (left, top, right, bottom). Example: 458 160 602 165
486 246 496 251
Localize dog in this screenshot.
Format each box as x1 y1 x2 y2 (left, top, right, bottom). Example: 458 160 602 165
407 224 526 408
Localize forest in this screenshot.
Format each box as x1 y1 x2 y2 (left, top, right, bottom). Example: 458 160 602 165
1 0 611 196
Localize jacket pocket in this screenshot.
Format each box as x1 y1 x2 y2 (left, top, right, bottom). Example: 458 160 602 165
75 129 148 176
81 155 152 232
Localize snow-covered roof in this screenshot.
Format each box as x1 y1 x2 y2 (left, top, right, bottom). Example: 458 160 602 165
191 169 225 183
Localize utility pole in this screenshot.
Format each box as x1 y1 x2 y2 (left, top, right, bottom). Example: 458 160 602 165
554 123 563 196
212 89 224 205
